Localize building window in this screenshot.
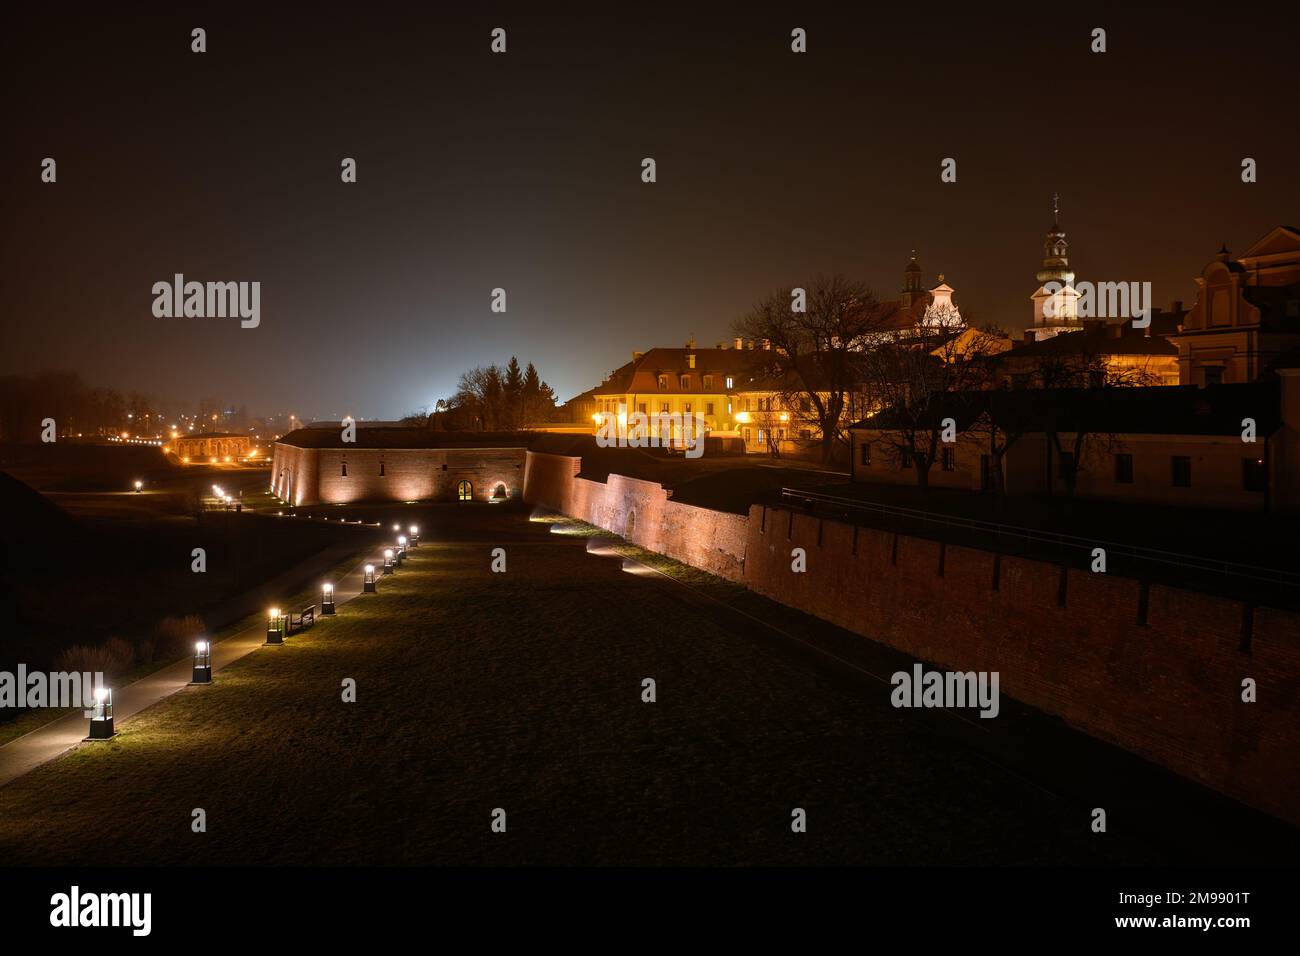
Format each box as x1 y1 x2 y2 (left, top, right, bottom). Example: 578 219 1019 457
658 375 668 390
683 402 692 414
800 397 810 413
705 402 714 416
725 376 733 389
1170 456 1191 488
681 375 691 390
341 461 347 477
457 480 473 501
703 375 713 389
941 447 955 471
743 428 751 442
799 429 811 440
1114 453 1134 484
1242 457 1267 492
860 442 871 466
637 403 646 414
900 449 913 469
379 461 386 477
1203 366 1224 386
659 402 669 414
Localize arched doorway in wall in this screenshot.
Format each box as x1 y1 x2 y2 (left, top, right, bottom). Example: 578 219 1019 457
457 480 473 501
492 483 507 500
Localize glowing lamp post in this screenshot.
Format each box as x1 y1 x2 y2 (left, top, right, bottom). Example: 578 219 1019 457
191 640 212 684
383 549 394 574
86 687 115 740
397 535 408 562
134 480 143 494
266 607 284 645
322 582 336 615
392 523 400 533
409 525 419 547
363 564 376 593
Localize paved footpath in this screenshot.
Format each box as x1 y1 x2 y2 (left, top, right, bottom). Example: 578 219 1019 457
0 541 387 789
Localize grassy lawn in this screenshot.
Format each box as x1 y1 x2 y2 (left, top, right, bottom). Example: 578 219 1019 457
0 504 1183 866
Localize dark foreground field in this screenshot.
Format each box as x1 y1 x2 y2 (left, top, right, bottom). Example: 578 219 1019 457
0 505 1290 865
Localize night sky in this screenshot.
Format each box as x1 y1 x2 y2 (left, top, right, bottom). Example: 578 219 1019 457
4 3 1296 420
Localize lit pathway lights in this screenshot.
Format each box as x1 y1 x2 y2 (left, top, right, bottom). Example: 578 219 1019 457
363 564 376 593
322 582 336 615
191 640 212 684
134 480 142 493
383 549 395 574
397 535 408 563
409 525 419 547
85 687 115 740
266 607 285 645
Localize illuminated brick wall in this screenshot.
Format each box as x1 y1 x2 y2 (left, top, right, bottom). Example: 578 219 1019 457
271 443 526 506
523 449 1300 825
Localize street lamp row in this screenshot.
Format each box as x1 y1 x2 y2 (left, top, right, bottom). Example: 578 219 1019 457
88 522 424 739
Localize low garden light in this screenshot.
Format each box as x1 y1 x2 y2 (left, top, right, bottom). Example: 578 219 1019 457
397 535 408 560
383 549 394 574
133 480 142 493
191 640 212 684
86 687 115 740
322 582 336 615
266 607 284 645
409 525 419 547
363 564 376 592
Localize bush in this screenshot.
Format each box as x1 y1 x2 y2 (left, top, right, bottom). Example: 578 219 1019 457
56 639 136 678
152 614 206 661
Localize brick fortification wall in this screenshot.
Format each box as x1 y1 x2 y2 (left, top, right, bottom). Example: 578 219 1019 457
523 451 1300 824
745 507 1300 826
522 451 747 581
271 444 525 506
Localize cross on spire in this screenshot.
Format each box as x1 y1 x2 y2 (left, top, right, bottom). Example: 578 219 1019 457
1052 192 1060 228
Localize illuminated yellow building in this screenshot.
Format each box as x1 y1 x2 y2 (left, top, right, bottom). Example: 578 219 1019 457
590 341 768 446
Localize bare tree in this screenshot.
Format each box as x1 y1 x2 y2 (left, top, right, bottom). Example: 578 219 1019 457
859 321 1005 492
734 276 900 464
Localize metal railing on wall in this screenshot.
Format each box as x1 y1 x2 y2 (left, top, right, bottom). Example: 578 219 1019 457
778 487 1299 598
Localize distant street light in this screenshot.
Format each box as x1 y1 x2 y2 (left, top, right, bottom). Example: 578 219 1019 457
134 480 142 493
363 564 376 593
266 608 284 645
383 549 394 574
191 640 212 684
86 687 115 740
322 582 336 615
409 525 419 547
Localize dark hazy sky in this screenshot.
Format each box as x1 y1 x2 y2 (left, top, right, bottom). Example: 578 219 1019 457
3 3 1297 420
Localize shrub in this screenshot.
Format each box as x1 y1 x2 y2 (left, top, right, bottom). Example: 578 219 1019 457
152 614 206 660
56 639 136 678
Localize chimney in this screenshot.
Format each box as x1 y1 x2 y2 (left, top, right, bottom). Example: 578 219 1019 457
714 341 725 349
685 338 696 349
1170 299 1183 314
632 350 644 363
733 337 743 350
1023 329 1036 344
687 353 696 369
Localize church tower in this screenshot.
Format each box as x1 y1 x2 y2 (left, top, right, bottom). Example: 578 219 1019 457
900 250 925 308
1029 195 1083 340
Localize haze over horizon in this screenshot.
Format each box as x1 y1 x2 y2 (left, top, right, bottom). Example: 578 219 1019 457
4 5 1296 420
